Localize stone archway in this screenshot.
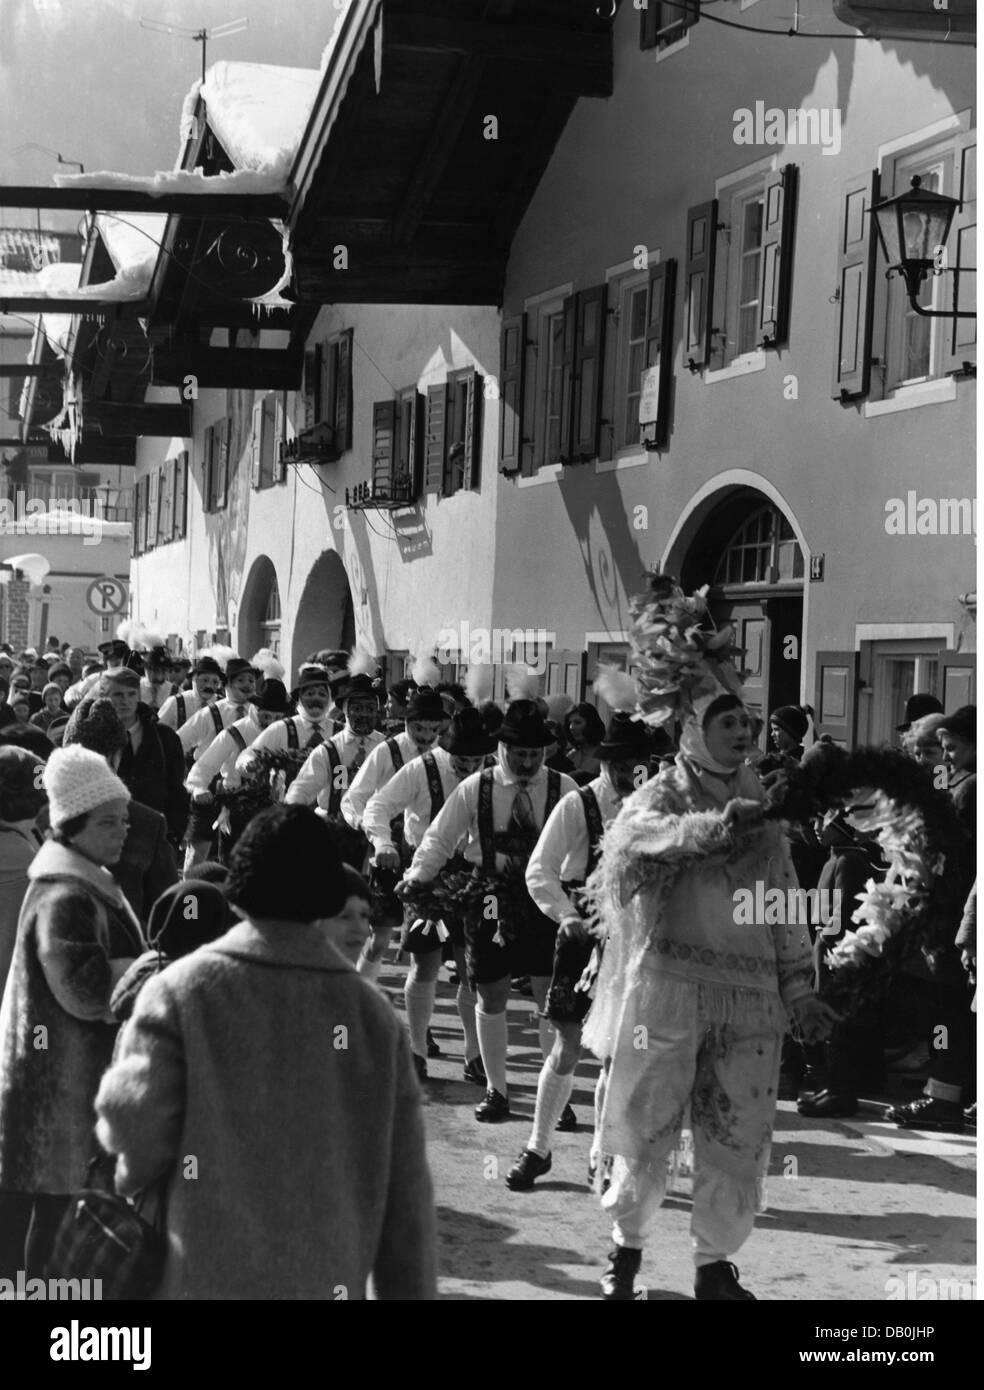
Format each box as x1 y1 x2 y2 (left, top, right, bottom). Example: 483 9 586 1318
238 555 280 661
290 550 355 679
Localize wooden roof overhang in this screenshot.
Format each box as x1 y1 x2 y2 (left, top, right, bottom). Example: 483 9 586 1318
288 0 616 306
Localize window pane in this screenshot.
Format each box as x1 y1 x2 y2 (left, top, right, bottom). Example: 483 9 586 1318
743 198 763 249
630 286 648 341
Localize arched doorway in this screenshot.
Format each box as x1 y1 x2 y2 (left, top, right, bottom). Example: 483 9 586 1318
290 550 355 679
238 555 281 659
673 488 806 735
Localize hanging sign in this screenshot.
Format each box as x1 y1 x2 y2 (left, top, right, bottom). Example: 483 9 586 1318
639 365 661 424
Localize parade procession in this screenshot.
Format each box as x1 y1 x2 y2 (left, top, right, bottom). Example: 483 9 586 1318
0 0 976 1341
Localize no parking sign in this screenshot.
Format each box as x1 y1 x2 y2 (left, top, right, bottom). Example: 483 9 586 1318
86 576 128 616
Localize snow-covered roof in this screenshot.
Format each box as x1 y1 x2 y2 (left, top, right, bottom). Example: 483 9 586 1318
201 62 321 182
96 212 166 280
55 165 291 199
36 262 82 358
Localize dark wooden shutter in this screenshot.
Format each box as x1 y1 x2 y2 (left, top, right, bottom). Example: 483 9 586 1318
571 283 606 461
202 423 214 512
335 328 353 451
499 313 526 474
813 650 858 748
216 417 230 508
462 370 482 490
640 3 659 48
132 477 144 556
641 1 699 50
250 400 263 488
159 461 174 543
759 164 798 347
937 652 976 710
545 649 585 700
684 200 718 369
424 383 447 493
642 258 677 450
146 469 159 552
942 133 976 374
558 293 577 463
276 394 289 483
303 346 321 430
372 400 396 492
174 451 188 539
320 339 337 430
831 170 879 400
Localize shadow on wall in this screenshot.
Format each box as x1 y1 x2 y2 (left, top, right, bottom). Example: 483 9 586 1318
553 468 649 638
289 549 355 678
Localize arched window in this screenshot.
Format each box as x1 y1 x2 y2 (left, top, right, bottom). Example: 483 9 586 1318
714 506 804 586
261 580 281 656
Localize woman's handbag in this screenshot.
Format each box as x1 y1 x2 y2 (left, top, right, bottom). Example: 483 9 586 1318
47 1156 168 1300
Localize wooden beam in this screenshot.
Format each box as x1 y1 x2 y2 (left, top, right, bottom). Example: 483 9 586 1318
0 294 150 315
384 15 612 96
393 54 487 247
49 440 136 467
0 364 47 378
177 303 296 330
0 184 289 218
152 345 303 390
86 401 191 437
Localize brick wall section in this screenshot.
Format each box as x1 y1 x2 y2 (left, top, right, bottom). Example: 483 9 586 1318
1 578 31 650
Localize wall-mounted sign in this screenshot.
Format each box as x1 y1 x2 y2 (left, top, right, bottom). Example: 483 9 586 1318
85 576 128 615
809 554 825 583
639 365 661 425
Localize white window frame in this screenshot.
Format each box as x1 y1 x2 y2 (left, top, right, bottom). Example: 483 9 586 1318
519 282 572 486
703 156 777 382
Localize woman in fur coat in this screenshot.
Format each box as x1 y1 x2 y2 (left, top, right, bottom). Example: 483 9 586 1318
584 692 837 1302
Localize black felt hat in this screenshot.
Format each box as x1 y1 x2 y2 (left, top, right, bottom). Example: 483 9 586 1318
496 699 553 748
445 707 496 756
896 693 944 733
597 712 652 760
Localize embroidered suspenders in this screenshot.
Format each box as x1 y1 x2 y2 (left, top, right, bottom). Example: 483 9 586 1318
208 704 224 738
175 693 186 727
386 737 404 773
421 752 445 825
283 718 299 751
478 768 561 872
323 742 342 814
578 786 605 876
226 726 247 755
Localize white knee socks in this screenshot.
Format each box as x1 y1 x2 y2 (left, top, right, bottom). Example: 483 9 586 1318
476 1008 508 1096
405 977 436 1059
528 1057 575 1157
357 954 382 984
538 1014 554 1063
456 983 480 1062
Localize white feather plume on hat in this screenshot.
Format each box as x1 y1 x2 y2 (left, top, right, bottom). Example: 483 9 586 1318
347 647 379 678
544 693 574 721
199 645 236 673
116 619 143 647
505 667 540 702
593 665 640 713
411 654 442 689
250 648 285 680
464 664 493 704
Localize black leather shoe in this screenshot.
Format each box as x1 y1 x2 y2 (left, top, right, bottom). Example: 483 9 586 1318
694 1261 756 1300
600 1246 642 1301
426 1028 442 1058
505 1148 552 1190
412 1053 427 1084
463 1056 487 1087
475 1088 510 1122
555 1103 578 1132
797 1088 858 1118
887 1097 965 1132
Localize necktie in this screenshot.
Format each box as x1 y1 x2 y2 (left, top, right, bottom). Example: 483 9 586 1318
235 705 246 720
305 724 324 750
509 783 536 835
350 738 368 773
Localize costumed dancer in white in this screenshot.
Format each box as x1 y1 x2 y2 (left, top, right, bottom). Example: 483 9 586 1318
341 663 449 984
139 643 176 713
399 700 576 1122
285 653 385 815
157 655 224 731
181 654 258 870
583 576 837 1301
507 708 652 1188
246 663 335 757
365 707 494 1084
186 679 291 848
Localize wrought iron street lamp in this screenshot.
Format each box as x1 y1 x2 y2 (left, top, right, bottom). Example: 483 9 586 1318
871 175 975 320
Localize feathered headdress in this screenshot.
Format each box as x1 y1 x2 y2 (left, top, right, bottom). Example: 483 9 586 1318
464 664 493 705
199 645 236 673
505 667 540 702
544 692 574 722
347 646 379 679
116 618 144 648
593 665 641 713
625 572 745 727
250 648 285 681
411 653 442 689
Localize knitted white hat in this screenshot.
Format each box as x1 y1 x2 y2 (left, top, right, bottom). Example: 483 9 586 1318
44 745 131 828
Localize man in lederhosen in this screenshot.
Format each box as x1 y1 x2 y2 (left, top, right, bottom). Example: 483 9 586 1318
365 707 495 1084
181 656 259 869
157 655 224 732
507 713 653 1188
341 684 449 984
285 671 385 817
399 700 577 1122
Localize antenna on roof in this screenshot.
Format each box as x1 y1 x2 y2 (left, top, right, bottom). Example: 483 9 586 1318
139 16 249 84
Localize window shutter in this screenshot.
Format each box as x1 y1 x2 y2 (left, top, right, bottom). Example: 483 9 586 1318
684 199 718 369
276 394 290 483
159 461 174 543
937 652 976 710
320 338 337 431
335 328 353 451
499 313 526 474
831 169 879 399
813 650 858 748
372 399 396 492
250 400 263 489
642 257 677 450
303 346 321 430
146 469 159 552
132 477 143 556
424 383 447 493
571 284 606 461
759 164 798 347
641 1 698 50
216 417 230 508
545 649 585 701
202 423 214 512
942 133 976 375
639 3 659 49
558 293 577 463
462 370 482 490
174 451 188 539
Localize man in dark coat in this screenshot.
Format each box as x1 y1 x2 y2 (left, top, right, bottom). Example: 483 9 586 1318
97 669 189 847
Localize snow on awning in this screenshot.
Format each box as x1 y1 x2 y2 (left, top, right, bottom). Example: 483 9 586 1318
200 62 321 183
55 165 292 199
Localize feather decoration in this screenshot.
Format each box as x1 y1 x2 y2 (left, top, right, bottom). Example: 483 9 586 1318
592 665 640 713
116 619 144 647
138 630 167 652
250 648 286 680
505 667 540 702
347 646 379 678
464 664 493 704
545 693 574 722
411 653 442 689
199 644 235 673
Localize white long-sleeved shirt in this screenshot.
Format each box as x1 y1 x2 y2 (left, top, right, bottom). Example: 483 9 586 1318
180 696 247 757
341 730 426 830
363 746 461 853
248 712 335 757
285 728 385 811
526 774 622 924
405 758 577 883
141 678 175 712
158 689 208 730
186 712 261 793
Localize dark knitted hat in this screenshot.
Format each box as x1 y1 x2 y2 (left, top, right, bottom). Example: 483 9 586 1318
63 697 127 759
770 705 810 743
0 744 47 821
147 878 233 958
226 804 347 923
